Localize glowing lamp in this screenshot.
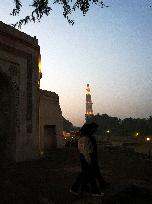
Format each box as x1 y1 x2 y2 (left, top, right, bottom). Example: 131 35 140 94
135 132 139 136
38 54 42 79
86 84 91 95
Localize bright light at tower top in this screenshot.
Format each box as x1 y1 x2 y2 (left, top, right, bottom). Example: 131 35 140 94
85 83 94 119
86 84 90 95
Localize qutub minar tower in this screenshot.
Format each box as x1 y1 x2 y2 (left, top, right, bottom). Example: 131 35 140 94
85 84 94 120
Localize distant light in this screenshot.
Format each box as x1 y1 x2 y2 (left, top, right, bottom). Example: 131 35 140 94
86 84 90 95
146 137 151 141
135 132 139 136
40 151 44 155
72 137 73 139
106 130 110 133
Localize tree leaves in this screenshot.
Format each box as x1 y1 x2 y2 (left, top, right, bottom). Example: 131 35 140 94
10 0 22 16
11 0 107 28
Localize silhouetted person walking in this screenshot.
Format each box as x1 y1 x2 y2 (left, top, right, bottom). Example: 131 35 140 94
70 122 105 197
88 125 109 192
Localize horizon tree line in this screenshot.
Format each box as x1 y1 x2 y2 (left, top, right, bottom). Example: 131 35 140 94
86 113 152 138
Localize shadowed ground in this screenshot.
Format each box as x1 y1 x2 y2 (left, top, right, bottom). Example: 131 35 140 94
0 146 152 204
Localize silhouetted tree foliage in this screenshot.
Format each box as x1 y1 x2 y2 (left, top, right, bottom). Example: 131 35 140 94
11 0 108 28
87 114 152 138
62 116 74 131
62 117 79 132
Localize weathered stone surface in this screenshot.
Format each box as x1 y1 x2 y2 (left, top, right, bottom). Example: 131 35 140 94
0 21 63 162
0 21 40 162
40 89 63 151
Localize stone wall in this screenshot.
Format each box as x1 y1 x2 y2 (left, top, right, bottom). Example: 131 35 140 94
0 21 40 162
40 90 63 152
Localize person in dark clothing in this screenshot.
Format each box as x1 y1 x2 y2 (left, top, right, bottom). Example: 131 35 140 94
70 122 106 197
89 132 109 192
70 152 100 196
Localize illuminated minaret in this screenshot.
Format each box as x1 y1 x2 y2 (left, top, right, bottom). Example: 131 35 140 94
85 84 94 120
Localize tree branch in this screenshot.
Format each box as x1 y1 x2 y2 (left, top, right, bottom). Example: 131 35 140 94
11 0 107 28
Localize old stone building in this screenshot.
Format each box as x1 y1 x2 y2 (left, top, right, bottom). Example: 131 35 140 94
40 90 63 152
0 21 63 163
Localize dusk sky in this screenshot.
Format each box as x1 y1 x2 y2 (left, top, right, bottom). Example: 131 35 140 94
1 0 152 126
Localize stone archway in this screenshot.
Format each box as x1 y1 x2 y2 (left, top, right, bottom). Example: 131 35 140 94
0 73 16 163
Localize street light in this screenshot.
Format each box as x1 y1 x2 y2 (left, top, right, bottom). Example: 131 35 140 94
146 137 151 159
135 132 139 137
106 130 111 142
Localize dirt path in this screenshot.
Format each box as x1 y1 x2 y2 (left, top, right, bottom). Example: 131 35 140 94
0 147 152 204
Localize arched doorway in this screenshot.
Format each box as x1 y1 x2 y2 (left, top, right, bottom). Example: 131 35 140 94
0 73 16 163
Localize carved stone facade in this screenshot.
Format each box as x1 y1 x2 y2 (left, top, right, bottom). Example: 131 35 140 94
0 21 63 162
0 21 40 162
40 90 63 152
